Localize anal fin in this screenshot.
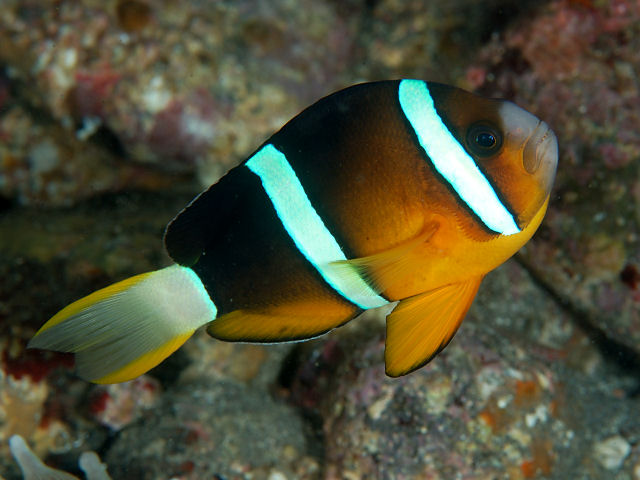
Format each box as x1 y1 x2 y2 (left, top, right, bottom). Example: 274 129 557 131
207 300 357 343
384 276 483 377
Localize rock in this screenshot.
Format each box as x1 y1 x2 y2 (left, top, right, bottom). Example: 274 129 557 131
353 0 541 82
0 0 357 205
593 436 631 471
104 379 319 480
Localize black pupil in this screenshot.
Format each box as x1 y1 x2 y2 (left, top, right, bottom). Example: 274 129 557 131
476 132 496 148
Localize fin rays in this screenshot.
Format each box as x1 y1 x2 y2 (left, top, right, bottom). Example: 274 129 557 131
29 265 217 383
385 276 483 377
326 220 440 293
208 300 357 343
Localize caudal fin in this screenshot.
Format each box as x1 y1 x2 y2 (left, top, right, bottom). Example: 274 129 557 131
28 265 217 383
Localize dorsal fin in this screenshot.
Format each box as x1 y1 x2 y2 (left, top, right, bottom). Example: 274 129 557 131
164 169 245 266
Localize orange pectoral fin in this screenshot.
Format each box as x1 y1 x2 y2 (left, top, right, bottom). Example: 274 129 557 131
384 276 483 377
326 220 440 294
207 300 357 343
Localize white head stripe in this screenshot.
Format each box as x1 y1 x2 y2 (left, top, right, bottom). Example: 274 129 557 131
246 144 388 309
398 80 520 235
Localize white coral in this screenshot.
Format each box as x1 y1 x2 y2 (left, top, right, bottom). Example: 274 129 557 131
4 435 111 480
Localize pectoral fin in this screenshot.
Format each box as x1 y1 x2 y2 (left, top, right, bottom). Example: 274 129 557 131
326 220 440 294
384 276 483 377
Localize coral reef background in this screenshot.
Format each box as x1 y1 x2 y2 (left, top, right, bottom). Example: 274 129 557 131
1 0 639 479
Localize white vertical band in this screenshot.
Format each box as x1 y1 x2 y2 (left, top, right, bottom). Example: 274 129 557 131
398 79 520 235
246 144 388 309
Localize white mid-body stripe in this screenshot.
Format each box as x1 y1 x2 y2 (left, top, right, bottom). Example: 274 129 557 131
246 144 389 310
398 79 520 235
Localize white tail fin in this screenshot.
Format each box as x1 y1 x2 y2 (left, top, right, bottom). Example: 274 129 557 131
29 265 217 383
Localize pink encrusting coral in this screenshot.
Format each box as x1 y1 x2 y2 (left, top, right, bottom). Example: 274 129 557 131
146 91 224 169
87 376 160 431
67 68 122 120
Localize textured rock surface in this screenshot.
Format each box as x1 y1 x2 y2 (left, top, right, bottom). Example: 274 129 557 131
0 0 355 204
104 379 319 480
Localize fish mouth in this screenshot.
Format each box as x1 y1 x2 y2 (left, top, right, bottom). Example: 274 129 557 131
523 121 558 192
497 101 558 184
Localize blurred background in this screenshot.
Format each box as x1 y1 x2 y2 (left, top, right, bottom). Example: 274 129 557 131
0 0 639 478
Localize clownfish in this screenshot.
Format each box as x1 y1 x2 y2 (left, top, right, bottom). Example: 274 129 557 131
29 80 558 383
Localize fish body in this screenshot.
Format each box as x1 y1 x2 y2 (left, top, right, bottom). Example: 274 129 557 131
29 80 558 383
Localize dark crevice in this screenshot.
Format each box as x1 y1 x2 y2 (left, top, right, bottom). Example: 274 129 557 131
364 0 380 10
516 254 640 397
475 1 545 43
0 195 13 214
93 423 123 460
274 343 327 471
82 122 128 158
147 347 191 389
276 343 304 389
298 408 327 467
1 64 57 127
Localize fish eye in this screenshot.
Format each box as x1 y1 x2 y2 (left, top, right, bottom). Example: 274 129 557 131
466 123 502 157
